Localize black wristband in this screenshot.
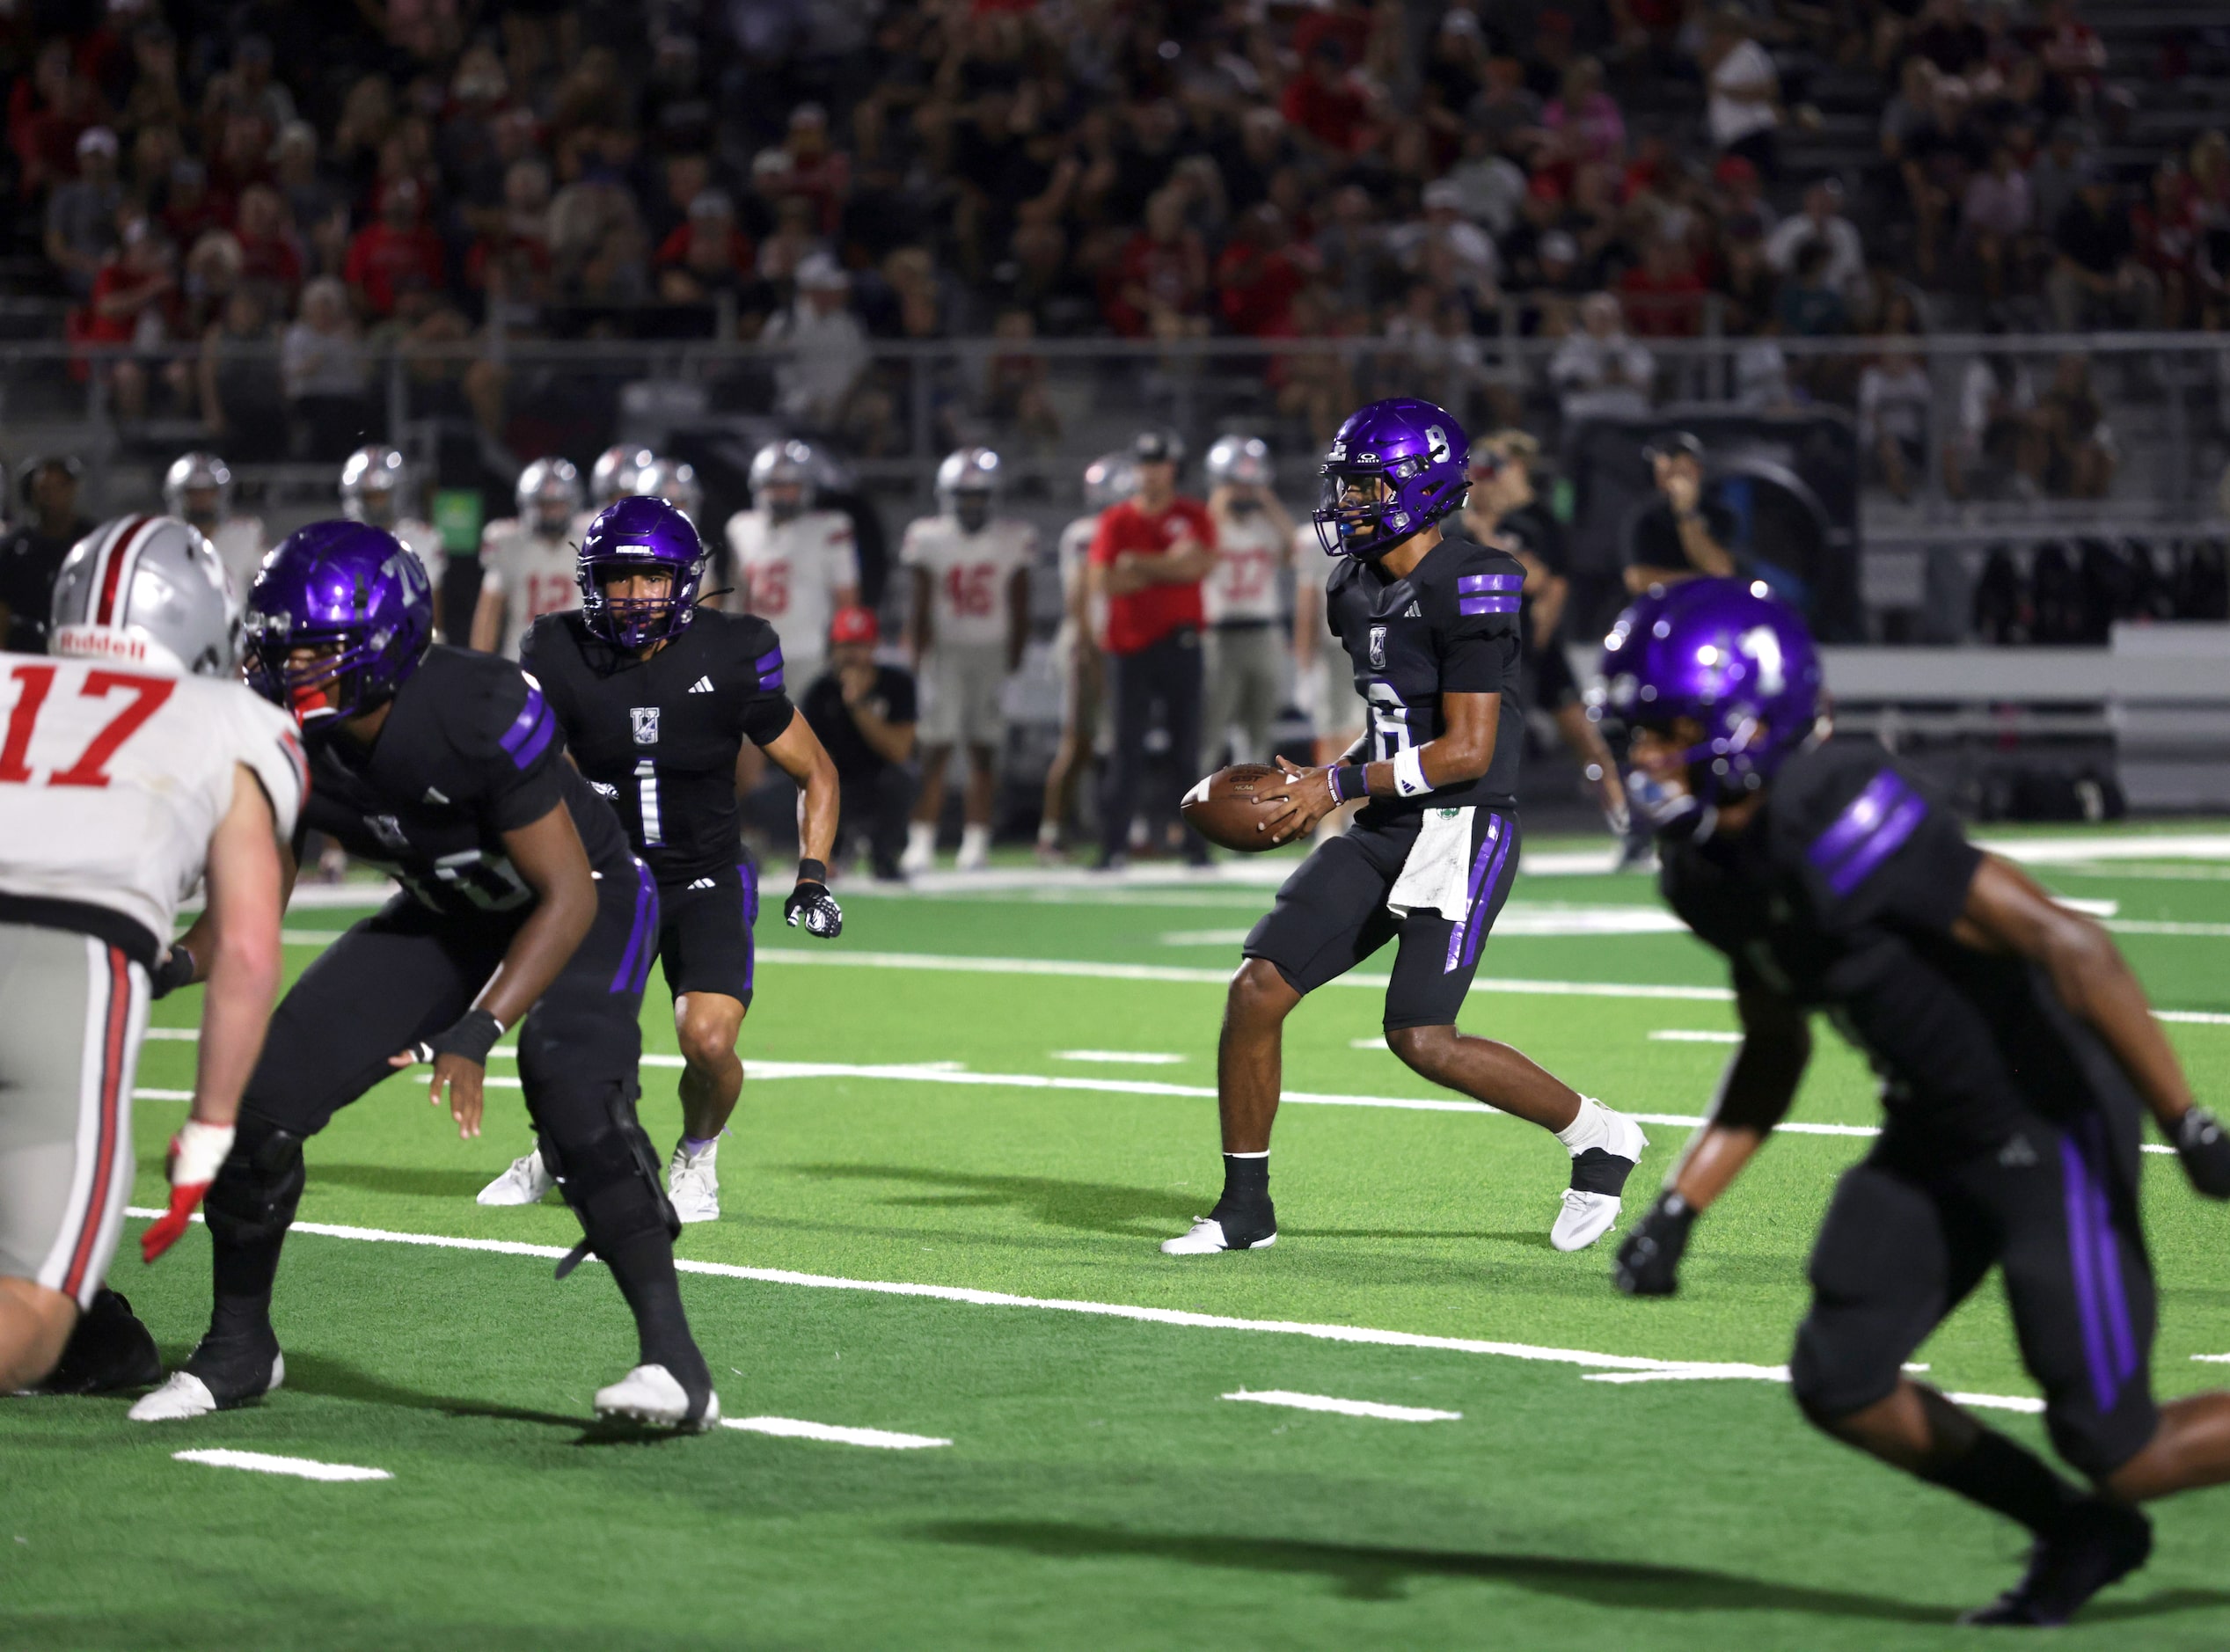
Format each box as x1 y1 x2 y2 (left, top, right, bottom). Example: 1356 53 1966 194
418 1007 502 1066
1332 764 1370 803
796 859 828 886
150 943 197 1000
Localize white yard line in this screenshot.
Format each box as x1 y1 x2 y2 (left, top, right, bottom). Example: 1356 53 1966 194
720 1416 949 1450
1051 1050 1186 1065
121 1205 2048 1411
1223 1389 1461 1422
172 1448 391 1482
1648 1030 1743 1044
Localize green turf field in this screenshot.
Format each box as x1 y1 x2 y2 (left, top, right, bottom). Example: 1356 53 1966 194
7 830 2230 1649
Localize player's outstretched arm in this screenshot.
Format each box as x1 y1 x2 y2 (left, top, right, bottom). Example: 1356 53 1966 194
146 766 287 1263
760 709 844 939
1615 979 1810 1296
389 804 597 1141
1953 852 2230 1195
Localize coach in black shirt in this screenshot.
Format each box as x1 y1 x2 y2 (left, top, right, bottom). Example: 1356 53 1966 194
1623 431 1740 596
801 604 918 880
0 457 93 652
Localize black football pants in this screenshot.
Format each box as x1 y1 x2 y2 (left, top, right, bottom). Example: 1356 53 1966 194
1100 627 1205 866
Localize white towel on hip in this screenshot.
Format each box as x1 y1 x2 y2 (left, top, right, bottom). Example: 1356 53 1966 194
1386 806 1478 920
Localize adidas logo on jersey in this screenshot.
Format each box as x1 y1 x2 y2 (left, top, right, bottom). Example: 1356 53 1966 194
1403 601 1422 618
688 676 714 694
685 876 716 890
422 786 450 805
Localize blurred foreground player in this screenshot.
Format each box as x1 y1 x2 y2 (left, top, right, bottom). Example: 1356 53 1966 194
131 520 720 1429
0 517 298 1393
1164 399 1647 1256
479 496 842 1224
1606 580 2230 1626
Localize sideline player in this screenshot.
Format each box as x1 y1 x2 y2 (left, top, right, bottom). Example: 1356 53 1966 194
164 451 267 596
1605 578 2230 1626
1035 450 1130 862
899 447 1032 874
1201 435 1295 769
637 456 703 528
479 495 843 1223
1163 398 1648 1256
725 440 859 694
1460 431 1628 837
340 444 442 593
472 457 584 660
0 517 297 1393
590 445 655 511
129 519 721 1430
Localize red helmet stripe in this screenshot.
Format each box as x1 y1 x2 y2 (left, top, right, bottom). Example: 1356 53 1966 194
92 515 157 625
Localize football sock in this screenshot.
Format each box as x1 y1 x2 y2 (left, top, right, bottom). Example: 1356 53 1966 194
602 1227 709 1389
1554 1096 1612 1156
960 823 991 857
680 1135 720 1159
905 822 935 857
1217 1151 1270 1213
1036 819 1059 846
207 1234 281 1342
1922 1427 2090 1539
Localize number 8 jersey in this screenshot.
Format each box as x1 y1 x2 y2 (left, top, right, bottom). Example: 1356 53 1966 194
0 651 307 966
1321 529 1526 815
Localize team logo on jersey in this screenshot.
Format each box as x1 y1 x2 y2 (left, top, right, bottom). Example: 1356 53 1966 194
1368 625 1387 669
631 706 661 745
365 815 411 853
589 779 618 799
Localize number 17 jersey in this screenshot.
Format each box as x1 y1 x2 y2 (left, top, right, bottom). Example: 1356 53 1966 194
522 609 798 886
1322 530 1525 816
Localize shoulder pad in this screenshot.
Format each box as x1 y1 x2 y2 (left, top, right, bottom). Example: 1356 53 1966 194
1766 742 1924 882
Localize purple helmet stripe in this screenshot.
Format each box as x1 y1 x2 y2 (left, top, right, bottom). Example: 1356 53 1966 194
1457 573 1523 593
1458 594 1521 616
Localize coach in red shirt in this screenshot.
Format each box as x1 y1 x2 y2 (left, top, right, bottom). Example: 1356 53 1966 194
1088 428 1217 868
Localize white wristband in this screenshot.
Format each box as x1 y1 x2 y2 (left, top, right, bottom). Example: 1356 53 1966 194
1393 748 1431 798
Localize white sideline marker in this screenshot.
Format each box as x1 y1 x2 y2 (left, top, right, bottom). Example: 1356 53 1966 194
1648 1029 1743 1044
1224 1389 1459 1422
722 1416 949 1450
1052 1050 1186 1065
173 1448 391 1482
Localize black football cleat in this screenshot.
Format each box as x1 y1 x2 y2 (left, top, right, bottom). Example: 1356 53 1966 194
29 1288 162 1394
1959 1498 2152 1626
1162 1202 1277 1254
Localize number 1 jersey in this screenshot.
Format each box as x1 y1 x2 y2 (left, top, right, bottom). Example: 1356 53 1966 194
522 609 796 887
1321 530 1525 816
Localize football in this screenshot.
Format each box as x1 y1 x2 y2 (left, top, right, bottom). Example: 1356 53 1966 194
1181 763 1296 852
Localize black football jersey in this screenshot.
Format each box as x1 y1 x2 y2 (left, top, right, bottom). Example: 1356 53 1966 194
1322 528 1525 815
521 609 796 885
1662 740 2133 1155
297 646 634 918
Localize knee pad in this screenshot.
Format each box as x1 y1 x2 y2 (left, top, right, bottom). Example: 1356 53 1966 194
541 1087 677 1278
202 1113 306 1250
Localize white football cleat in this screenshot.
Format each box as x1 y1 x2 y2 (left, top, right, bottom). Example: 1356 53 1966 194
667 1141 720 1224
128 1352 286 1422
1160 1215 1276 1255
956 825 991 872
594 1363 720 1431
1551 1106 1649 1252
899 826 935 875
479 1149 554 1206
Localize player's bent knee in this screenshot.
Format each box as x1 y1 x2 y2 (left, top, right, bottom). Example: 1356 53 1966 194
1385 1023 1456 1076
1226 959 1299 1027
202 1112 307 1247
540 1088 678 1247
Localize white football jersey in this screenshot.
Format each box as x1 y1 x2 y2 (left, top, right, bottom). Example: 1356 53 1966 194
207 517 269 600
0 653 306 954
1203 509 1287 625
723 508 858 668
900 515 1035 648
479 517 581 660
1057 514 1103 648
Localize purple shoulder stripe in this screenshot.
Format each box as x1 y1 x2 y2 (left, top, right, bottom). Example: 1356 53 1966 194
1458 573 1524 594
1458 594 1522 616
500 684 557 769
1808 770 1926 897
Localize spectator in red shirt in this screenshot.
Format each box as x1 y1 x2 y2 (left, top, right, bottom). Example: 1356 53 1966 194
233 184 303 304
1281 40 1378 158
1103 186 1209 339
1619 231 1708 336
1087 428 1218 870
655 189 756 303
345 177 447 319
74 219 175 419
1216 202 1309 337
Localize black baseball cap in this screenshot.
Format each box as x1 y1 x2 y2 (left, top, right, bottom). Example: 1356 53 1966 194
1642 430 1704 464
1132 429 1184 465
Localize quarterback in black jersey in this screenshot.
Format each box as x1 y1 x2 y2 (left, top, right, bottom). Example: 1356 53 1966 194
130 521 721 1431
1604 580 2230 1626
480 495 841 1224
1164 398 1650 1258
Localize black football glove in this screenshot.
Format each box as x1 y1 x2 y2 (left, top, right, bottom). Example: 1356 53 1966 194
2175 1107 2230 1200
1613 1190 1698 1297
785 881 842 939
408 1007 504 1067
150 943 196 1001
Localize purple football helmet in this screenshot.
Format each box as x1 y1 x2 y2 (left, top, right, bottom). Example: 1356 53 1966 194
1596 578 1825 832
244 519 434 726
576 494 706 649
1312 398 1470 559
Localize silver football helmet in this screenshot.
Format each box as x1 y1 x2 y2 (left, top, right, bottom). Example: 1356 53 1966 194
935 445 1001 513
163 450 233 530
636 456 703 524
590 444 655 506
1081 451 1137 513
749 439 817 519
49 515 238 677
516 456 582 536
1205 434 1273 489
340 445 410 526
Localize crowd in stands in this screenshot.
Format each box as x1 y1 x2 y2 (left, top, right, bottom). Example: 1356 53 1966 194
4 1 2227 503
